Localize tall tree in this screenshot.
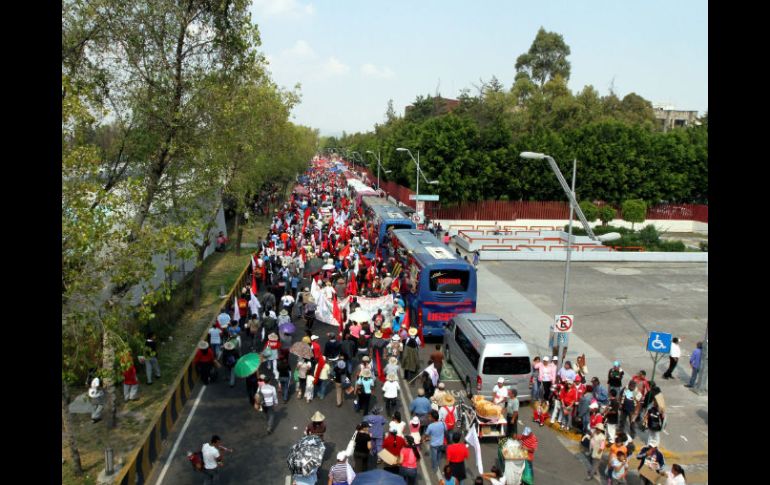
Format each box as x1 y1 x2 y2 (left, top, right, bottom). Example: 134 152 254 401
515 27 572 88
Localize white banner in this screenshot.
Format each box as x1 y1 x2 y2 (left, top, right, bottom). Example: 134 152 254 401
465 423 484 475
314 293 395 327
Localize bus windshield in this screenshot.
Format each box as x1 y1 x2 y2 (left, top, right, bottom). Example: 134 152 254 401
429 269 470 292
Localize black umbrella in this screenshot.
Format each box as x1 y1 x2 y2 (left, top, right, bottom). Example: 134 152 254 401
287 435 326 476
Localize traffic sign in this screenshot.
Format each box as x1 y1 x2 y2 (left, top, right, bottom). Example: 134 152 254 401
554 314 573 333
646 331 672 354
411 213 423 223
409 194 440 201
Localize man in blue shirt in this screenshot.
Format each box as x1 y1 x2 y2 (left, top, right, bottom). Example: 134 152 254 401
591 377 609 406
685 341 703 388
422 410 446 473
409 388 432 420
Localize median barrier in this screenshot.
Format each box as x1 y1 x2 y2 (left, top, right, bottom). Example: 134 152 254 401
515 245 547 252
480 244 514 250
112 261 251 485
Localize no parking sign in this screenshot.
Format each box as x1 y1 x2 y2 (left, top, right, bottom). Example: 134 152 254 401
554 314 574 333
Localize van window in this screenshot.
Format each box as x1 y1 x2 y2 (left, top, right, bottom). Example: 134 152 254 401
454 326 480 368
482 357 531 375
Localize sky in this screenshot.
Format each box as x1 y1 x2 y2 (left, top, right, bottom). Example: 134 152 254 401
250 0 708 137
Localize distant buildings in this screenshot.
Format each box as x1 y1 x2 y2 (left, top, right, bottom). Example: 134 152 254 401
653 104 700 132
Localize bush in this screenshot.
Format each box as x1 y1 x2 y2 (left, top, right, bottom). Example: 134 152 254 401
621 199 647 230
567 224 632 236
638 225 660 246
655 240 686 252
598 205 617 226
578 201 599 223
699 241 708 252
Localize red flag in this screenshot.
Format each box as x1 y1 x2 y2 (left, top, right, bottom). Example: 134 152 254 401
333 296 343 339
403 306 411 329
346 277 358 296
251 272 257 296
376 350 385 383
313 355 326 386
338 243 351 260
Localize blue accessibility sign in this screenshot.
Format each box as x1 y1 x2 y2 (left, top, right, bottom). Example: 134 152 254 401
646 332 673 354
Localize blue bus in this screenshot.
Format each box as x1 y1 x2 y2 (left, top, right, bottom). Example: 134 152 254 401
391 229 477 338
361 196 415 254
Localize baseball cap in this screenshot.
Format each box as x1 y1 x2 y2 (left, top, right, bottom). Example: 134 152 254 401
497 377 505 383
337 451 347 461
613 361 620 366
311 335 320 340
411 416 420 425
543 356 550 361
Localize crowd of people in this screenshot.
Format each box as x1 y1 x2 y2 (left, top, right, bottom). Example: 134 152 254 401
171 157 694 485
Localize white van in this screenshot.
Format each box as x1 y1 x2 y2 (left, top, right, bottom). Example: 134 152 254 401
444 313 532 402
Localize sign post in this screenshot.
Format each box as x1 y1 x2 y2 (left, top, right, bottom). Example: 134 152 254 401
646 331 672 382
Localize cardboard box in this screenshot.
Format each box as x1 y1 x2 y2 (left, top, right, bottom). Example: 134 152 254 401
639 465 666 484
378 449 398 466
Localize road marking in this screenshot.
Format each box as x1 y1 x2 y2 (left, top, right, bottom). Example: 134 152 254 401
680 435 688 442
155 384 207 485
285 475 291 485
399 372 434 485
663 430 670 435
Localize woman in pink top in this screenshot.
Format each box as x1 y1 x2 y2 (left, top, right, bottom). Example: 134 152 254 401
398 435 421 485
349 322 362 339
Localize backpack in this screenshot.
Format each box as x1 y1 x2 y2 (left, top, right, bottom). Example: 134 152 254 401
187 451 203 472
443 406 456 431
647 409 663 431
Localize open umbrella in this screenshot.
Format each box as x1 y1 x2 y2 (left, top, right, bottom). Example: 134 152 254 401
322 263 336 270
279 322 296 334
287 435 326 476
233 352 261 378
289 341 313 360
349 309 371 323
352 469 406 484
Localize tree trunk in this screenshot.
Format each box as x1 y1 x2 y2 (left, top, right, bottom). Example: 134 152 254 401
233 212 241 256
101 330 118 428
192 243 207 309
62 382 84 475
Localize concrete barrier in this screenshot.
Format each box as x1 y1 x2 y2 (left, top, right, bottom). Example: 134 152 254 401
479 251 708 262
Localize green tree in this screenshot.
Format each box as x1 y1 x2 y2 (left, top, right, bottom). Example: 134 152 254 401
515 27 572 88
578 201 599 222
598 205 617 226
622 199 647 230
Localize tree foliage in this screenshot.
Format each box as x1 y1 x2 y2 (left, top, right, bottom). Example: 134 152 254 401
621 199 647 230
515 27 572 88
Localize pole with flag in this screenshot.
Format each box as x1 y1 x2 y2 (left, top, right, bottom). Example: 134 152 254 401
232 294 241 324
332 295 343 340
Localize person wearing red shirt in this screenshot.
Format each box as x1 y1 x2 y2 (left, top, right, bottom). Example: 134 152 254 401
445 431 469 482
558 380 579 431
193 341 217 385
382 426 406 474
122 357 140 401
310 335 323 362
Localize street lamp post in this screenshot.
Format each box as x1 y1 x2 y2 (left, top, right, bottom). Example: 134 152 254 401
519 152 607 362
366 149 391 191
396 147 439 220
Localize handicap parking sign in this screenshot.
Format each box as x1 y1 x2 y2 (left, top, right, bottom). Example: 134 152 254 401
646 332 673 354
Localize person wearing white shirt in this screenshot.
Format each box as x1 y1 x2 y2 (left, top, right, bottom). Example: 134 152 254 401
201 435 223 484
662 337 682 379
382 373 400 416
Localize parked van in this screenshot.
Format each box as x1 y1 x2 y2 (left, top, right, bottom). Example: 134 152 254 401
444 313 532 402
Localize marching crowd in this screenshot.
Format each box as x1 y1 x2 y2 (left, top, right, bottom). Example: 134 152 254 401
98 158 693 485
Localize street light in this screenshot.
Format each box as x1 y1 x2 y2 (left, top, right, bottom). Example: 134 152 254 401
366 150 392 190
519 151 618 362
396 148 440 221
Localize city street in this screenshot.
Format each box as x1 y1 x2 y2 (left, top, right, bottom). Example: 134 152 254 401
147 260 707 485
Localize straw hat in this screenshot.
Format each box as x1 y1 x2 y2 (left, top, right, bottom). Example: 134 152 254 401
594 422 605 431
440 394 456 406
360 369 372 378
408 327 418 336
280 309 288 316
391 335 400 342
268 333 279 341
198 341 209 350
223 341 235 350
388 357 398 365
387 373 397 382
374 330 383 338
381 321 392 330
311 411 326 422
302 336 312 344
362 356 370 362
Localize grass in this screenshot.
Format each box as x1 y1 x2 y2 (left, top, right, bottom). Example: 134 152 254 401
62 247 251 484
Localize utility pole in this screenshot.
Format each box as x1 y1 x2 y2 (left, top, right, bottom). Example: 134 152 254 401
694 320 708 393
554 159 576 362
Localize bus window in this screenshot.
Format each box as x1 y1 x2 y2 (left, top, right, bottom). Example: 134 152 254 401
429 270 470 292
482 357 531 375
454 327 480 368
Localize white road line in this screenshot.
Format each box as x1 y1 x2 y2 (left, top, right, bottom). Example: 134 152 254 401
285 475 291 485
680 435 688 442
398 373 434 485
663 430 670 435
155 384 207 485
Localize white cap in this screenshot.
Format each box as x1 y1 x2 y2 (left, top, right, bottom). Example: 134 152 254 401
336 451 347 461
411 416 420 425
497 377 505 383
311 335 320 340
543 356 550 361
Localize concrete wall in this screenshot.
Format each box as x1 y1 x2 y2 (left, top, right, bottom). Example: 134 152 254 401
479 250 708 262
436 218 706 235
